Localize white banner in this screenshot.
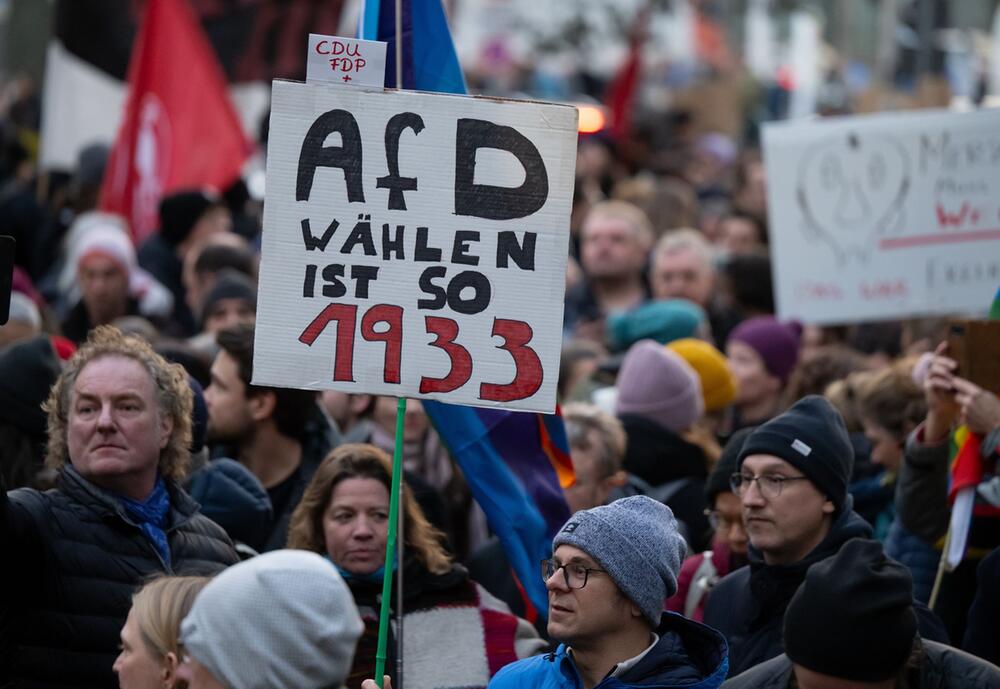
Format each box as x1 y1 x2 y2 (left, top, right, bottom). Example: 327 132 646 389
253 80 577 412
764 108 1000 324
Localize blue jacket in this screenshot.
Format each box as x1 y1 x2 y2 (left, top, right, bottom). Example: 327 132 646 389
489 612 729 689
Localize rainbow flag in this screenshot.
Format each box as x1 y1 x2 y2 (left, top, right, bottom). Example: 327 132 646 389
424 403 574 617
359 0 574 619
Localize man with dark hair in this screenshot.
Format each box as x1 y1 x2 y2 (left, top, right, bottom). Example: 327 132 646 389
1 326 238 689
204 323 337 550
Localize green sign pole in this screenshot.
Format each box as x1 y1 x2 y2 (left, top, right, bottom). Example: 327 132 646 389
373 396 406 685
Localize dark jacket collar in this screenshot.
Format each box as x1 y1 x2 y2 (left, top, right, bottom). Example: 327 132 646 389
552 612 729 689
746 497 872 616
59 464 200 531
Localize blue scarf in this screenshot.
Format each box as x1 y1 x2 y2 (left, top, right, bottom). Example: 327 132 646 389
117 477 172 569
324 554 397 584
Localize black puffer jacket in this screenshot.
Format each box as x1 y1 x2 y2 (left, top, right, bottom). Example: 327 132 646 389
720 641 1000 689
1 467 239 689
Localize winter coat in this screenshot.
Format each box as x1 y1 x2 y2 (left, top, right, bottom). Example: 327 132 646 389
885 519 940 604
720 640 1000 689
964 546 1000 666
1 467 239 689
896 425 1000 642
184 457 272 554
488 612 729 689
619 414 712 552
345 559 546 689
704 500 948 678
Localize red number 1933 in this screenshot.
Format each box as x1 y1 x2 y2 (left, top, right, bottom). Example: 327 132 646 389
298 303 543 402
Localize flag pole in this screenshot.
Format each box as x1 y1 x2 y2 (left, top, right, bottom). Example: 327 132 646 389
374 395 407 685
393 6 405 687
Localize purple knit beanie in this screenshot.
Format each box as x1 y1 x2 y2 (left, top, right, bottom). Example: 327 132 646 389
615 339 704 433
727 316 802 383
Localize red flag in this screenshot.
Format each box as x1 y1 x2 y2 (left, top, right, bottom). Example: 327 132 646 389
99 0 250 243
604 6 649 143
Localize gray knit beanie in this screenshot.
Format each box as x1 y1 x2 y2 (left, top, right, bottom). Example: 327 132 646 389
180 550 363 689
553 495 686 627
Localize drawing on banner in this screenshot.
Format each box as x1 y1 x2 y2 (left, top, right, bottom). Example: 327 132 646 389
796 130 911 264
765 108 1000 325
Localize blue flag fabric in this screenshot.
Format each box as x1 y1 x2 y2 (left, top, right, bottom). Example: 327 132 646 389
359 0 466 94
358 0 569 619
423 403 572 617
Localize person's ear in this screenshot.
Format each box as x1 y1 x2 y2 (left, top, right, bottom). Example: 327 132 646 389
822 498 835 515
161 651 179 689
158 413 174 450
249 390 276 422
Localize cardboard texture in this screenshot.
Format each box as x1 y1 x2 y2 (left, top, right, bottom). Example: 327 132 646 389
253 80 578 413
763 108 1000 325
306 34 387 88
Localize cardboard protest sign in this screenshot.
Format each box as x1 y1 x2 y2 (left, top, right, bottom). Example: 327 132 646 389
306 34 386 87
253 80 577 413
764 108 1000 325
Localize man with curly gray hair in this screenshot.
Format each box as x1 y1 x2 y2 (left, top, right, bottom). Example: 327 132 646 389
1 325 239 689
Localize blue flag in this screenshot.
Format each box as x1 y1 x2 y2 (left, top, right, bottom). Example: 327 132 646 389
358 0 571 620
359 0 466 94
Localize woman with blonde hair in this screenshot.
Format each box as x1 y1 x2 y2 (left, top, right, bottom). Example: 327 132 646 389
288 443 544 689
113 575 211 689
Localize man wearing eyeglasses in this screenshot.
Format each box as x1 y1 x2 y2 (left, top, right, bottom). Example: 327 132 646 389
489 495 729 689
703 395 945 677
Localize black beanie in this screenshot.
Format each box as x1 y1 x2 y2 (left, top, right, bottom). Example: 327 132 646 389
705 426 756 503
158 190 216 246
784 538 918 681
0 336 61 438
737 395 853 511
200 269 257 326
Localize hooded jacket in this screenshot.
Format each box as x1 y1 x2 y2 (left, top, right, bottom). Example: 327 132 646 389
488 612 729 689
719 640 1000 689
1 467 239 689
184 458 273 554
703 500 947 677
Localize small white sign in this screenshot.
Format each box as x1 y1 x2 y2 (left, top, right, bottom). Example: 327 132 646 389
306 34 386 87
254 81 578 413
764 108 1000 324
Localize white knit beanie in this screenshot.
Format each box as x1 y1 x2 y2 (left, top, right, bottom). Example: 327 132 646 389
181 550 364 689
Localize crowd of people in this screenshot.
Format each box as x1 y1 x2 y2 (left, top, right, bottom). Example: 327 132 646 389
3 35 1000 689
